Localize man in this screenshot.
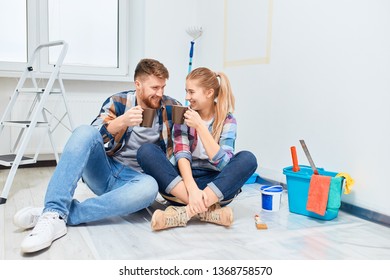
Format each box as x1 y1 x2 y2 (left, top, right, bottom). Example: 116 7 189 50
13 58 180 253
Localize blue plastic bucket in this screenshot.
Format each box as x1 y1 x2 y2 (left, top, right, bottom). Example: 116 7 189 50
260 185 283 212
282 165 342 220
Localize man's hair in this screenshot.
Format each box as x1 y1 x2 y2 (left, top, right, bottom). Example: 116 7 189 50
134 58 169 81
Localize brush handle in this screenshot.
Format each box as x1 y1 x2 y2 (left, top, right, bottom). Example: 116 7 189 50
290 146 300 172
299 140 319 175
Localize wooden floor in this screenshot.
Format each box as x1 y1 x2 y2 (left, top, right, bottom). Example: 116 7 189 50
1 166 390 260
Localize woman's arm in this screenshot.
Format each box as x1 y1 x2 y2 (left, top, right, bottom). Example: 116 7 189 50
177 158 207 213
209 115 236 169
183 108 220 159
184 110 237 169
174 123 207 213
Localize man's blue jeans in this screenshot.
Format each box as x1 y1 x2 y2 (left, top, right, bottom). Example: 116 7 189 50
137 143 257 205
43 125 158 225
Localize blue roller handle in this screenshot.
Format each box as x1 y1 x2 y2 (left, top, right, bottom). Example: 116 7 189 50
187 41 195 74
185 41 195 106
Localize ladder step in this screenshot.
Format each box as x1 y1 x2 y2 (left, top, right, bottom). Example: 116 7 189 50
17 88 62 94
0 154 36 167
0 41 70 203
1 121 49 128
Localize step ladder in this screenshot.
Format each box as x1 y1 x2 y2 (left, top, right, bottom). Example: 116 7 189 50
0 40 74 204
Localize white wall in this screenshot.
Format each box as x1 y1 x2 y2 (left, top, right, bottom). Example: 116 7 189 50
140 0 390 216
215 0 389 216
0 0 389 216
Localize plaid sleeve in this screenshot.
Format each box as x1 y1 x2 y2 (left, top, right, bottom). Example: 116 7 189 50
173 123 192 164
209 114 237 169
91 92 130 155
159 96 182 160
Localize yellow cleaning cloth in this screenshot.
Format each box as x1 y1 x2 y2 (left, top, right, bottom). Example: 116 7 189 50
336 173 355 194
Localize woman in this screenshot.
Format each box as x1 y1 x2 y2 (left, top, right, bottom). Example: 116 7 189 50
137 67 257 231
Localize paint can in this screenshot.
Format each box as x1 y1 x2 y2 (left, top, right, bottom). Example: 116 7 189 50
260 185 283 212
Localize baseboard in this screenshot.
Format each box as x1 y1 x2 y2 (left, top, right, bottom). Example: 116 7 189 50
0 159 57 170
340 202 390 228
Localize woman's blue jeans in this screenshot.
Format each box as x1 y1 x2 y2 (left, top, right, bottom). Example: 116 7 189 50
137 143 258 205
43 125 158 225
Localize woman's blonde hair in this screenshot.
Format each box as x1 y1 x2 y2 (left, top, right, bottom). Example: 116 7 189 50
186 67 235 141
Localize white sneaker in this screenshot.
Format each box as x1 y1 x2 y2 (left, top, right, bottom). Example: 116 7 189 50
21 212 67 253
13 207 43 229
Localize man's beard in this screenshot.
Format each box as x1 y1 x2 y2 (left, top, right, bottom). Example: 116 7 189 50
142 94 161 109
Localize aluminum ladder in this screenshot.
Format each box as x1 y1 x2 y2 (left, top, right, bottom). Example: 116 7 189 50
0 41 74 204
